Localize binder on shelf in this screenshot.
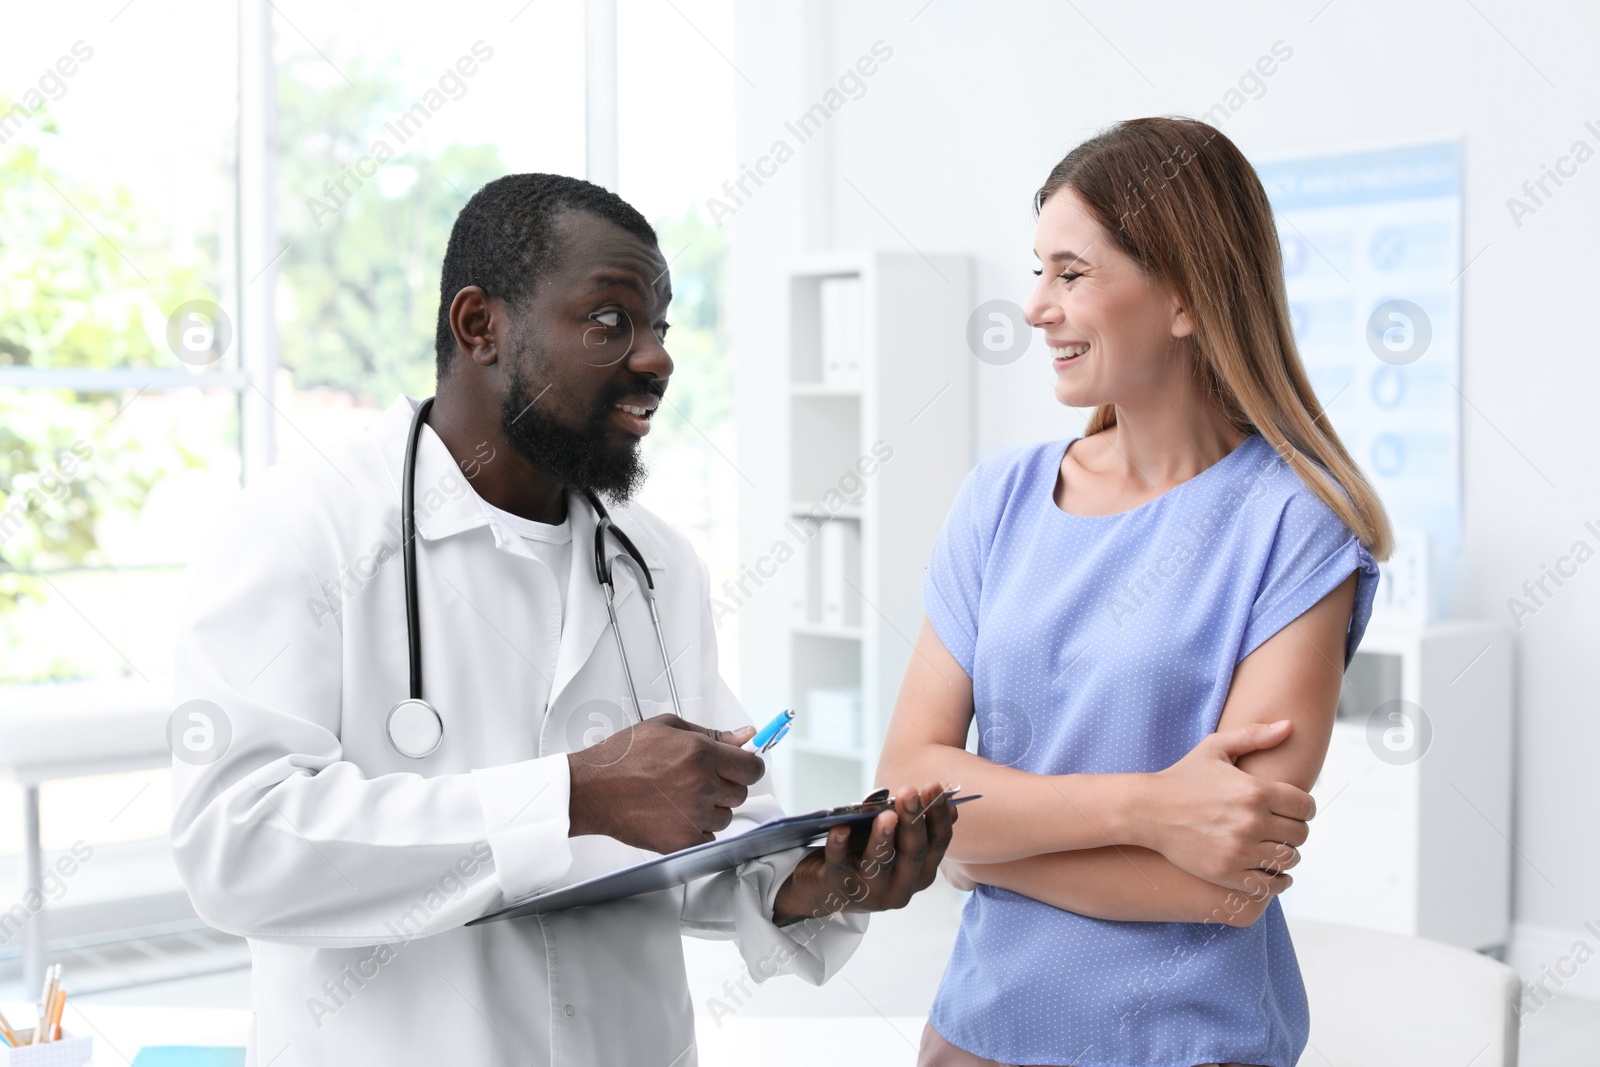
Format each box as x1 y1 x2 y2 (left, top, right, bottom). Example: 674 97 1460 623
818 519 861 628
791 532 821 625
779 252 973 813
790 538 810 624
818 276 863 388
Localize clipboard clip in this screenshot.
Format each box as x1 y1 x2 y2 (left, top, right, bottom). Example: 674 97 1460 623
827 785 971 817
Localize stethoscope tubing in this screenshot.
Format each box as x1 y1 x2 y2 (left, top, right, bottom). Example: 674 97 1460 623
390 397 684 758
401 396 433 704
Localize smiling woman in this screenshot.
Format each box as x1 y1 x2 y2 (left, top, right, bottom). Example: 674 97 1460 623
876 117 1391 1067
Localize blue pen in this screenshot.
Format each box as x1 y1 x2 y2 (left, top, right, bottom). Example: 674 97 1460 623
749 708 794 753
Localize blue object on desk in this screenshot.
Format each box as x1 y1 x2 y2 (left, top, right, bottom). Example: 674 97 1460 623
130 1048 245 1067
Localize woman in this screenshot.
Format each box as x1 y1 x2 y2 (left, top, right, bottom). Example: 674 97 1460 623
877 117 1390 1067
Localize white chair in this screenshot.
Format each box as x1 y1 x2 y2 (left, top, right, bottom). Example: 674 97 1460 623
1290 917 1521 1066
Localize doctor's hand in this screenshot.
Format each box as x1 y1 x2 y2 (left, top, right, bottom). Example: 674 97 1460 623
1139 719 1311 894
567 714 767 854
770 783 957 926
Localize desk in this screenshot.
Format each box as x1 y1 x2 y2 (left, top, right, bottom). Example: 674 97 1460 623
0 683 171 992
4 1005 919 1066
1 1003 248 1065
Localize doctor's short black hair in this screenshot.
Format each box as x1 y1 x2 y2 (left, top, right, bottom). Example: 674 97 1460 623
433 173 658 377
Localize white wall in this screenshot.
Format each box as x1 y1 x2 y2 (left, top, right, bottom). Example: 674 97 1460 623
731 0 1600 983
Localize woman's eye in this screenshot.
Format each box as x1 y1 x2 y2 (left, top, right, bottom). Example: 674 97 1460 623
1058 271 1083 283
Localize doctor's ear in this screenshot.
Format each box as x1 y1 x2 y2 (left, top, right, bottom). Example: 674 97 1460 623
448 286 503 368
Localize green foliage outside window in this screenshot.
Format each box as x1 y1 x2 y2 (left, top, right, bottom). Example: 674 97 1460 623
0 103 216 632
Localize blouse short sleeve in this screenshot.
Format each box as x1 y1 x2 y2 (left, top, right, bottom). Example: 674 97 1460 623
1239 487 1381 667
922 451 1020 677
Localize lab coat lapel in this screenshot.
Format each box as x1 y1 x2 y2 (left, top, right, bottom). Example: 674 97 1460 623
548 489 633 710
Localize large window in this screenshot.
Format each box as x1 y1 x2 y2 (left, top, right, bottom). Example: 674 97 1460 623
1 1 241 687
0 3 739 919
0 1 245 960
269 0 587 456
266 0 743 680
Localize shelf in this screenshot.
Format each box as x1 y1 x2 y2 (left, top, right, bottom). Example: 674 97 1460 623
791 622 864 641
766 250 974 815
790 383 861 397
790 501 861 520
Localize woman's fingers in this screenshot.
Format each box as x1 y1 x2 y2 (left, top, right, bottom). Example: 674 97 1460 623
1262 813 1311 849
1262 779 1316 822
942 858 978 892
1256 841 1300 876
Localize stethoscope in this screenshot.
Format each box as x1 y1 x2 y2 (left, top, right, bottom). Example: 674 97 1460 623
385 396 686 759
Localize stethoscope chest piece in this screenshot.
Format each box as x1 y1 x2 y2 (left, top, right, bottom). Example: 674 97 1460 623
387 698 444 759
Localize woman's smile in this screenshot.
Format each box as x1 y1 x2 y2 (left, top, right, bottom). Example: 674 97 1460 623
1048 339 1090 369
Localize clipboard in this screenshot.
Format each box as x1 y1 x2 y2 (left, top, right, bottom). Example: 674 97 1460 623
468 788 980 924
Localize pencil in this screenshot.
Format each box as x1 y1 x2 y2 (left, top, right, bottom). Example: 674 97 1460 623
33 963 61 1044
46 988 65 1042
0 1007 17 1047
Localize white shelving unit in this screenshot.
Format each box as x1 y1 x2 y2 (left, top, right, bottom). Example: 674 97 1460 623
771 251 972 815
1279 620 1514 954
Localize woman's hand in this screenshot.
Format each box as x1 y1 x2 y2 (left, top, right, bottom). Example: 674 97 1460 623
941 856 979 892
1135 719 1312 893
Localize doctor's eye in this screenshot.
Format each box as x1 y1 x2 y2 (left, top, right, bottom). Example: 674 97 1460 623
653 322 671 343
583 307 637 366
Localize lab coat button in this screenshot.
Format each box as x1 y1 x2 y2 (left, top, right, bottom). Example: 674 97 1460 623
563 1003 575 1017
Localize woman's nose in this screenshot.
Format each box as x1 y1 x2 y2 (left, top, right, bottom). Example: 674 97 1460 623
1023 289 1058 329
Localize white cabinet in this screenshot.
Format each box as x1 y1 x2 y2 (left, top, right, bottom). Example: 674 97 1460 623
1280 620 1514 954
772 250 971 814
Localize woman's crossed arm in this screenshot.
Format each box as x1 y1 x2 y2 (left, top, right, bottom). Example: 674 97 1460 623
875 573 1355 925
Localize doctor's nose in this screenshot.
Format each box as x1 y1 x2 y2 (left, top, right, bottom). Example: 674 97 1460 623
626 329 674 382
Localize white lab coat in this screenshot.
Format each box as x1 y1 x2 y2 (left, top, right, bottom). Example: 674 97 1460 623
170 395 865 1067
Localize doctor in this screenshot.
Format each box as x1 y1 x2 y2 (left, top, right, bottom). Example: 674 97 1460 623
170 174 956 1066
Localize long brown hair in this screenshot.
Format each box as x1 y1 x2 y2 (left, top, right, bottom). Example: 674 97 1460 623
1036 117 1392 560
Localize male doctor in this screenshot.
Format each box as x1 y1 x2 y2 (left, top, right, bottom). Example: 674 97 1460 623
170 174 956 1066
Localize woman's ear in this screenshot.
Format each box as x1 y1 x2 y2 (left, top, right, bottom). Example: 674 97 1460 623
1171 300 1195 340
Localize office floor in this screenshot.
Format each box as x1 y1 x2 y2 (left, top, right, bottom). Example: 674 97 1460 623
62 881 1600 1065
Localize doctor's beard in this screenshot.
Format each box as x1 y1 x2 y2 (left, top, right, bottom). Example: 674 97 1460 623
499 358 651 502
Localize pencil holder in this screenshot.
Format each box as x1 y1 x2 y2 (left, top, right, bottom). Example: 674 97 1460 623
0 1031 92 1067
